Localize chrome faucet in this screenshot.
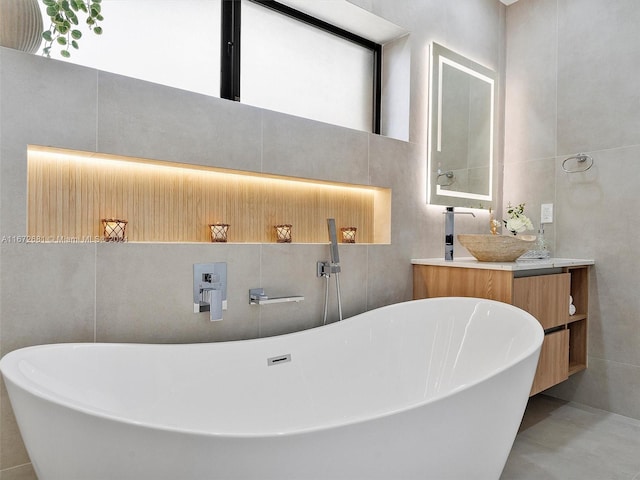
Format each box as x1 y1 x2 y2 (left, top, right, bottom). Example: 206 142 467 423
444 207 475 261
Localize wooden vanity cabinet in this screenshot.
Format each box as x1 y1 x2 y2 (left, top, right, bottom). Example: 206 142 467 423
412 262 590 396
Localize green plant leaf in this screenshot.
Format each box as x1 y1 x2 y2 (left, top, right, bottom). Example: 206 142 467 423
41 0 105 59
67 10 79 25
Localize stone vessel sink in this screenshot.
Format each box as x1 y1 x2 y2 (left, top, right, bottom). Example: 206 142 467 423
457 234 536 262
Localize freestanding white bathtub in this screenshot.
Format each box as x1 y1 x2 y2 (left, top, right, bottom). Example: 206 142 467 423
1 297 543 480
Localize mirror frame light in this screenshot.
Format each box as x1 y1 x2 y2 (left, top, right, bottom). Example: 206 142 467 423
427 42 496 207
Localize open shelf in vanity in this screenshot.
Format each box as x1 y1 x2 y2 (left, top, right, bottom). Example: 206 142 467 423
411 258 594 396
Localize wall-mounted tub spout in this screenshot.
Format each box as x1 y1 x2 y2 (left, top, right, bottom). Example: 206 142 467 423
249 288 304 305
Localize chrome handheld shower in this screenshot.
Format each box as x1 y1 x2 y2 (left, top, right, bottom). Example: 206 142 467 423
327 218 340 265
320 218 343 324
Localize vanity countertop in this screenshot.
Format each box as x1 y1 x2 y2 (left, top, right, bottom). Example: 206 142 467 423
411 257 595 271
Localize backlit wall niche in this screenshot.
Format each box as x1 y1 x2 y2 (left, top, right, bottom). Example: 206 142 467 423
27 146 391 244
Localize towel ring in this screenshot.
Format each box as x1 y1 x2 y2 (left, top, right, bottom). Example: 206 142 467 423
562 153 593 173
437 170 455 186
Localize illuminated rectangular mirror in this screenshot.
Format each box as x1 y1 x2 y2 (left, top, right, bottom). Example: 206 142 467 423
427 43 496 207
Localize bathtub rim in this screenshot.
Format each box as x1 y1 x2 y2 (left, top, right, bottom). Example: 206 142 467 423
1 297 543 439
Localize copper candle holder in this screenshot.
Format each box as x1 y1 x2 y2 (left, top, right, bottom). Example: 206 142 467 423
209 223 230 242
275 224 292 243
340 226 357 243
101 219 127 242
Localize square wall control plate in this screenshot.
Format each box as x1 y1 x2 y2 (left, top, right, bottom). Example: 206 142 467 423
541 203 553 224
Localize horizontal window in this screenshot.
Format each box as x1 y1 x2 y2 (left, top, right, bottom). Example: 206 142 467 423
239 0 378 132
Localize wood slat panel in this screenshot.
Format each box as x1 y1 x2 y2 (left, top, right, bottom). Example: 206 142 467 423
27 147 384 244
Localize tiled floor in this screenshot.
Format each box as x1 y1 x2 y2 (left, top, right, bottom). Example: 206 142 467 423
502 394 640 480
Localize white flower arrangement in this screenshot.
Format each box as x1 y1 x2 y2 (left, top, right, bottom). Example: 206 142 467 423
504 202 534 235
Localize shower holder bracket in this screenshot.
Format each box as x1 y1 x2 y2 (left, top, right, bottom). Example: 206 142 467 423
317 260 340 277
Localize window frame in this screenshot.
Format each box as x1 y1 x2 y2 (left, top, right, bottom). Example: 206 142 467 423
220 0 382 134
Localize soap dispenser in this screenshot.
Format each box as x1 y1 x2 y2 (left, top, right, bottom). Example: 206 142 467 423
534 225 550 259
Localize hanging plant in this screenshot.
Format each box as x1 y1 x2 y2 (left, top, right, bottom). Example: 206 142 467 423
41 0 104 58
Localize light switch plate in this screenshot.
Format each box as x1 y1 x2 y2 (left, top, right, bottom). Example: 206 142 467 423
541 203 553 224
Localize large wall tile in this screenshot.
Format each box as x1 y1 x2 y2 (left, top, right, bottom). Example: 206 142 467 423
0 48 98 152
555 145 640 367
97 72 262 172
261 111 369 185
1 382 29 472
255 243 325 338
548 357 640 421
554 146 638 259
366 245 413 309
0 49 98 236
506 0 640 420
444 0 503 70
504 0 557 162
586 263 640 366
0 243 96 353
503 156 557 247
369 135 423 250
0 243 96 470
95 243 261 343
557 0 640 154
368 137 431 306
257 244 368 337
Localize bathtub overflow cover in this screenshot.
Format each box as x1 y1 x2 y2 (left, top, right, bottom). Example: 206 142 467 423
267 354 291 366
